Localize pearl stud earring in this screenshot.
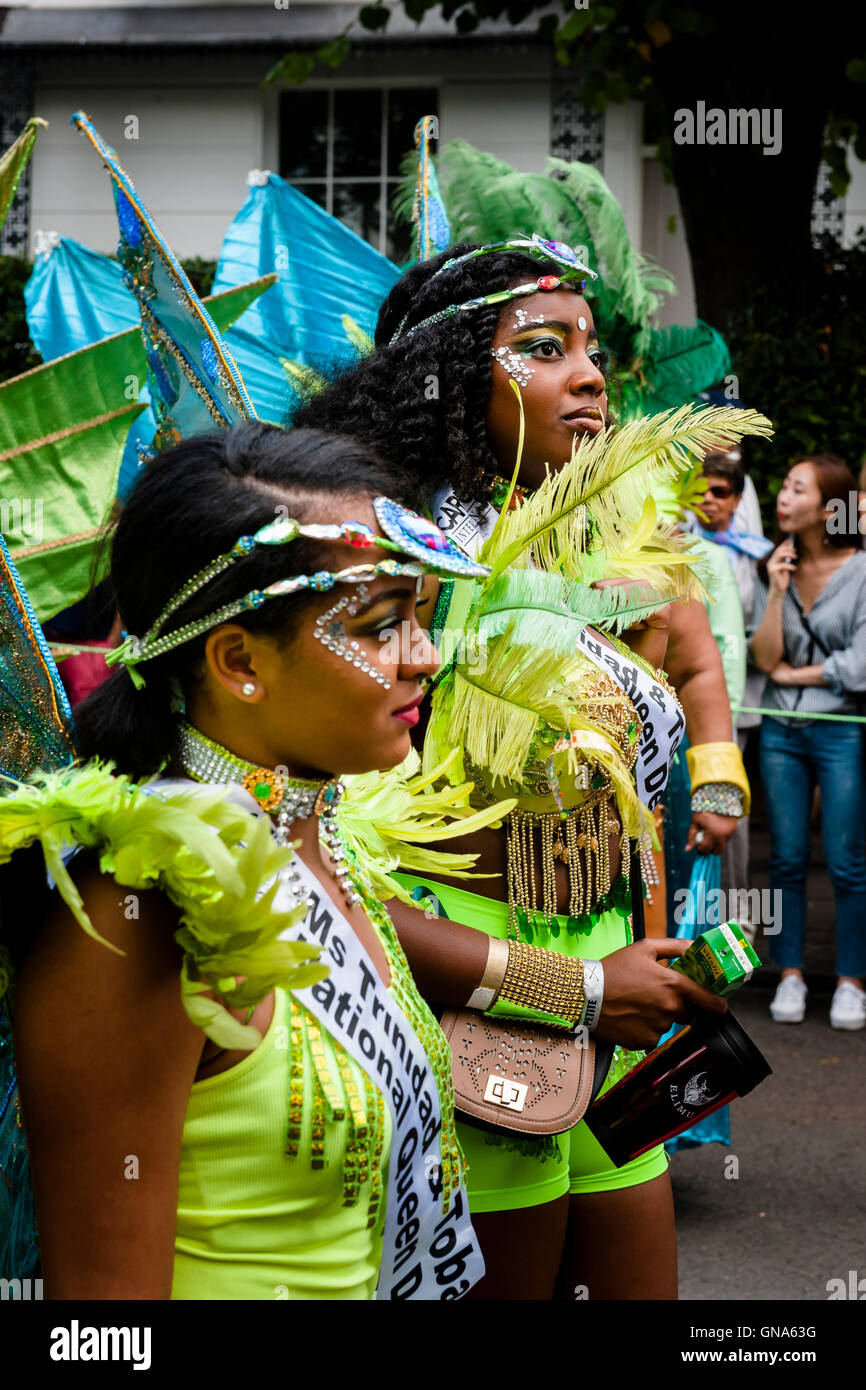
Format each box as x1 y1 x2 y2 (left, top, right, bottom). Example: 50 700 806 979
242 681 256 696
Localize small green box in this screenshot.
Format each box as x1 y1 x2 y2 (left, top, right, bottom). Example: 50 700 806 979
669 922 761 999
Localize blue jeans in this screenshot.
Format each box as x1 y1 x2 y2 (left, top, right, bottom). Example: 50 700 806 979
760 716 866 978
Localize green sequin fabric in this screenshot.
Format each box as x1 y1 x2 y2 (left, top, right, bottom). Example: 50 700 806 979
513 873 632 943
0 537 75 782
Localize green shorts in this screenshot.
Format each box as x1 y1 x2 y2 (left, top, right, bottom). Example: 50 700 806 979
397 874 669 1213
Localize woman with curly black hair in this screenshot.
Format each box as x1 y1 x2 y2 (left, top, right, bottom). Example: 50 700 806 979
296 243 574 516
295 239 751 1301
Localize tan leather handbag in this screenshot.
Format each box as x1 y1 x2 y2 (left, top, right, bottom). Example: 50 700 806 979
439 844 644 1136
438 1009 597 1135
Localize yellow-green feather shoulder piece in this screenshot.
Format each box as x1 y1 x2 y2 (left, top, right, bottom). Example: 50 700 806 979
341 748 515 904
0 762 326 1049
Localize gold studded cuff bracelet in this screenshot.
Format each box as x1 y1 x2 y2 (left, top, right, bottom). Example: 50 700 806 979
485 939 587 1031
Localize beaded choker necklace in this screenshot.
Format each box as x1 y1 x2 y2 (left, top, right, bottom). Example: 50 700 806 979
488 473 532 509
176 720 360 908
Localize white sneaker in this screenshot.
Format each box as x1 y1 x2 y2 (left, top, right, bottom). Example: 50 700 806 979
830 982 866 1031
770 975 808 1023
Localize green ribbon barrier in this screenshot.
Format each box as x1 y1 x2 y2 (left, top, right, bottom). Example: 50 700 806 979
734 706 866 724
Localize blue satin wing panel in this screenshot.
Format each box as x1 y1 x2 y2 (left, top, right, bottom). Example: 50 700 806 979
212 173 400 420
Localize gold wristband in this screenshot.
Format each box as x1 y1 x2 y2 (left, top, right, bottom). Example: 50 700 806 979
495 939 586 1028
465 936 509 1010
686 741 751 815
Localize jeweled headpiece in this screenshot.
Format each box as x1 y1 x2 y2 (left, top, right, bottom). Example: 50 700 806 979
389 233 597 345
106 498 488 687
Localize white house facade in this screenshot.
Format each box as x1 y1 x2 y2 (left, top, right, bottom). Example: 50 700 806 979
3 0 865 333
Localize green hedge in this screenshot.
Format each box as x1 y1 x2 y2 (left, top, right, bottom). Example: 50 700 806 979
0 256 42 381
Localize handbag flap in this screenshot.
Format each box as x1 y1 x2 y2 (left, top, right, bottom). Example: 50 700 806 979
440 1008 596 1135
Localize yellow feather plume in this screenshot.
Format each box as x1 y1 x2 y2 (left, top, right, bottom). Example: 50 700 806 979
482 402 773 584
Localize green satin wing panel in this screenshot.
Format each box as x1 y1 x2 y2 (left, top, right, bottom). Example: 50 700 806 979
0 278 276 622
0 118 46 232
1 406 141 622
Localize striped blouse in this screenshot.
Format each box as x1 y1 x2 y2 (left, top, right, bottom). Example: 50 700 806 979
751 551 866 718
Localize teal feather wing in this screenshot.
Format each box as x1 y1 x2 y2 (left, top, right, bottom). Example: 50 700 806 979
547 157 676 355
638 321 732 414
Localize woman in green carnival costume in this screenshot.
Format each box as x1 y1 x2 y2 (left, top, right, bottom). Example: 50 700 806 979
0 115 726 1299
3 420 598 1300
295 237 770 1299
3 420 726 1298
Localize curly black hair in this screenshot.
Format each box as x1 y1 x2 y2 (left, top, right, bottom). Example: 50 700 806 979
292 244 571 515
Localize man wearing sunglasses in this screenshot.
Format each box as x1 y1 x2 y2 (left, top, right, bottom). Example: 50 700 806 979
694 451 774 941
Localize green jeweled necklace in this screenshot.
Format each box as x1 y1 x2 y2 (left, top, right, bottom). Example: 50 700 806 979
176 719 360 908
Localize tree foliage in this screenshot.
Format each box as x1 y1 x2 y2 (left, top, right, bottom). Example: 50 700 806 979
728 231 866 507
268 2 866 194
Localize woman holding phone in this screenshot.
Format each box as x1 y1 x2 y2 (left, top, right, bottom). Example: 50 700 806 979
751 455 866 1030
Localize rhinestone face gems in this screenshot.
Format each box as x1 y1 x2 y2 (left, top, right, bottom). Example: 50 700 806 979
491 345 535 389
578 316 587 332
313 594 392 691
372 498 490 578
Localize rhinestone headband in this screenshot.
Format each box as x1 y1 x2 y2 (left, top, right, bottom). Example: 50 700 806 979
105 496 489 688
389 233 597 345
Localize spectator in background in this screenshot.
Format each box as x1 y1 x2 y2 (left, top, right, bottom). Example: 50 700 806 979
653 468 747 937
751 455 866 1030
692 450 773 938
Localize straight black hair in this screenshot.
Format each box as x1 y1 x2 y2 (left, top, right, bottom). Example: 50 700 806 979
74 422 410 778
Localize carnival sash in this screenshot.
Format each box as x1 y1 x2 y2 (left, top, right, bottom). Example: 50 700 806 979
277 857 485 1301
575 627 685 809
434 486 497 552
